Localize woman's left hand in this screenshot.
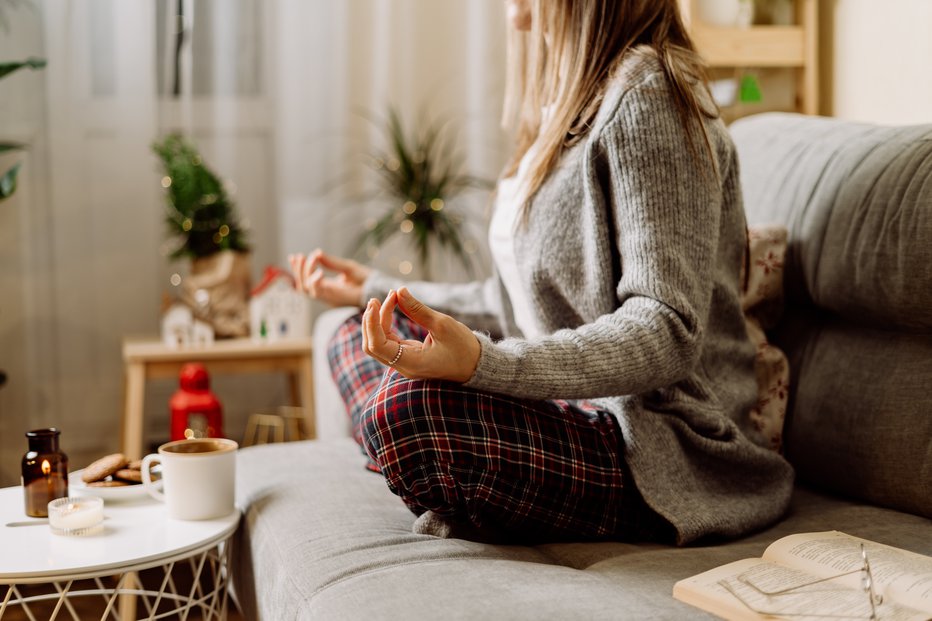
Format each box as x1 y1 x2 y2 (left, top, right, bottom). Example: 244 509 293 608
362 287 481 383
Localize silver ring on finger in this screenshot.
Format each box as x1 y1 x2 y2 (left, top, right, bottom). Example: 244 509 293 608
388 343 404 367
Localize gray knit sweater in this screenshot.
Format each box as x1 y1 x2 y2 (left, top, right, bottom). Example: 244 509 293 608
363 49 794 545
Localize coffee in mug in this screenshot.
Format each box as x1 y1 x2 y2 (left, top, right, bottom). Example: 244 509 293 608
141 438 237 520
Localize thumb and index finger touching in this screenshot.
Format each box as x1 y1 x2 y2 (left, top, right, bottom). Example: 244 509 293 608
288 250 441 334
313 250 359 275
288 249 361 295
395 287 442 332
288 249 357 278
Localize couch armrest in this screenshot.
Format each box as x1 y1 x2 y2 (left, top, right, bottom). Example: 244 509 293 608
312 307 357 440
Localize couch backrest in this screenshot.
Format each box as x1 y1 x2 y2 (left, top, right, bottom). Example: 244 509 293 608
731 113 932 519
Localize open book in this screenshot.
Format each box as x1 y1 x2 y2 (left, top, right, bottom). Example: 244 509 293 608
673 531 932 620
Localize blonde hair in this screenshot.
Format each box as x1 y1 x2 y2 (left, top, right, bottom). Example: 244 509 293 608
502 0 717 213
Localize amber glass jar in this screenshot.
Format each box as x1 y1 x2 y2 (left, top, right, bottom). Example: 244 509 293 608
21 428 69 517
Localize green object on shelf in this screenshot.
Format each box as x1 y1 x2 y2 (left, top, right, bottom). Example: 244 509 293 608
739 74 763 104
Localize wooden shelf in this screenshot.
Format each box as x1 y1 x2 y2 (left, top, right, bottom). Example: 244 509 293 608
680 0 819 116
690 25 806 67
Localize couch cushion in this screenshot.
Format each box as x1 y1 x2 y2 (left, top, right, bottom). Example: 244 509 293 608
233 439 932 621
733 114 932 328
731 113 932 519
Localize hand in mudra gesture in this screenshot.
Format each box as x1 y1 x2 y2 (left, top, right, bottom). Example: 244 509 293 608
363 287 480 383
288 249 371 308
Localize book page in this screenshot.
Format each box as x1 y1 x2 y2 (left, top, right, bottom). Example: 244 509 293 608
762 531 932 613
674 557 931 621
673 558 780 621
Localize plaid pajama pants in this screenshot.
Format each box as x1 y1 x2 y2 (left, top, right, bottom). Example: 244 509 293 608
327 312 672 542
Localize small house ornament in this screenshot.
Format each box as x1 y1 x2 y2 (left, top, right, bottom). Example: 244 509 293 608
249 266 311 342
161 296 215 348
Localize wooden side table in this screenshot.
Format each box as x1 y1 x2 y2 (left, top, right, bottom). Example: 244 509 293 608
122 337 315 460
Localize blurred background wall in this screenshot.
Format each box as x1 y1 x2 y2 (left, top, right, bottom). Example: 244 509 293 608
819 0 932 123
0 0 508 485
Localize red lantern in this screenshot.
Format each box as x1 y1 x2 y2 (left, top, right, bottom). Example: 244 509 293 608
170 363 224 441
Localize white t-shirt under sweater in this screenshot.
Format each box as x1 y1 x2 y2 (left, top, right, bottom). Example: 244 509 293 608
488 147 543 339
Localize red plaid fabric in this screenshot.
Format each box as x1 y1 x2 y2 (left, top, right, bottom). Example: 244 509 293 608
327 312 428 462
328 313 671 542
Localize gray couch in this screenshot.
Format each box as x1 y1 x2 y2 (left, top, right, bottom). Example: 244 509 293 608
232 113 932 620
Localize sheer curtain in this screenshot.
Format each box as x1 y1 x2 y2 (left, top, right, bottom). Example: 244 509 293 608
0 0 508 485
275 0 507 281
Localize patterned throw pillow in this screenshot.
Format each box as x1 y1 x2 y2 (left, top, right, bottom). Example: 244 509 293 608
741 225 790 451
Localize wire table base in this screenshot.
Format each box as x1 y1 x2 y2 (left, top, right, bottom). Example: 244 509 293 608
0 541 231 621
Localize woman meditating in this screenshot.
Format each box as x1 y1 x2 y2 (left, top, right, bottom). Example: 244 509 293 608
290 0 793 545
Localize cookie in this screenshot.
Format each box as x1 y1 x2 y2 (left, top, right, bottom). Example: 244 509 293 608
81 453 128 483
87 479 131 487
126 460 143 470
113 468 142 483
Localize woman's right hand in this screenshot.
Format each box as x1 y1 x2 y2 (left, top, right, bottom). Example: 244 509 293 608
288 249 371 308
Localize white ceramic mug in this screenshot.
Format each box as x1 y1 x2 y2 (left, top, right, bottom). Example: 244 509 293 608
141 438 237 520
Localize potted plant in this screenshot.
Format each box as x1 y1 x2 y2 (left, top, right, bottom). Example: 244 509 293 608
352 107 492 280
0 57 44 201
152 134 251 338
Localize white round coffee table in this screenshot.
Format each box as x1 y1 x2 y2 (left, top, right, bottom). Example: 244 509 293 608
0 485 239 620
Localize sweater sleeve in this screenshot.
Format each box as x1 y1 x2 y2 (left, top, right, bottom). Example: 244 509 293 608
465 78 723 399
362 269 507 337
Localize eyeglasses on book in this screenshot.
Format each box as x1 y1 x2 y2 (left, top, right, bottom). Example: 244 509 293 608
719 543 883 620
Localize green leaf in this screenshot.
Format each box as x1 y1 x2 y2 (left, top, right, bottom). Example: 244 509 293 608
348 105 491 275
0 57 46 81
0 162 22 200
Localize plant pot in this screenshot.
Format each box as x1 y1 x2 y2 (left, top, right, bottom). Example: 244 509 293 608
184 250 252 339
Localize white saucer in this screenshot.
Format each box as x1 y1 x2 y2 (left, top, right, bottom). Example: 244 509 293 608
69 468 161 501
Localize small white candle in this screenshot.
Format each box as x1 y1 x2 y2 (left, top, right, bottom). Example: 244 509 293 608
48 496 104 535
